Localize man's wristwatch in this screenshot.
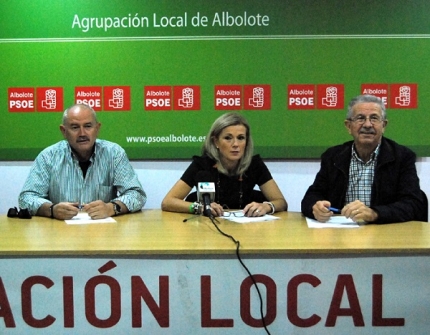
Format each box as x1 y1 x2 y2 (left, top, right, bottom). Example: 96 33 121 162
111 201 121 216
49 204 55 219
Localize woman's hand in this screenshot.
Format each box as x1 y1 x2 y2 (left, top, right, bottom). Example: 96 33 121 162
209 202 224 217
243 202 267 217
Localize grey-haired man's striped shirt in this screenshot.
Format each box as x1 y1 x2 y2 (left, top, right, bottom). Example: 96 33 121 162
19 139 146 215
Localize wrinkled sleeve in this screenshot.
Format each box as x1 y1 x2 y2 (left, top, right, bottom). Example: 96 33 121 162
18 151 53 215
372 150 426 223
111 148 146 212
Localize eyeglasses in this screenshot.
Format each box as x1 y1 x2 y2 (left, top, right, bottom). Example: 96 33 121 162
222 211 245 217
348 115 384 125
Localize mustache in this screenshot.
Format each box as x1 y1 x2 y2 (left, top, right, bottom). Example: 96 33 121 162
359 129 376 135
77 136 90 142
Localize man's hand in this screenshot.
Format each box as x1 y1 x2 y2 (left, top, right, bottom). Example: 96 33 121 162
312 200 334 222
52 202 79 220
83 200 113 219
341 200 378 223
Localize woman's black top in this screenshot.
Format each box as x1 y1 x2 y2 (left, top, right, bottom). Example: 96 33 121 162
181 154 272 209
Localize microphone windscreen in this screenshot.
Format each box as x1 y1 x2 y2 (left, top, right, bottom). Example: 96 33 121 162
196 171 216 203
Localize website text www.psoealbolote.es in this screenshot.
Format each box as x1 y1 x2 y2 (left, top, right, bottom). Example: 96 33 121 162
126 134 206 144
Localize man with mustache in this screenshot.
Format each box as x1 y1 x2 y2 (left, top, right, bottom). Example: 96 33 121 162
301 94 427 224
18 104 146 220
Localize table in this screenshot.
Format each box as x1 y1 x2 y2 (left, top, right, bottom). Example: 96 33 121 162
0 211 429 334
2 210 430 255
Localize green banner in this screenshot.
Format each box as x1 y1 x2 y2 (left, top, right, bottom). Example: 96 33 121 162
1 0 430 160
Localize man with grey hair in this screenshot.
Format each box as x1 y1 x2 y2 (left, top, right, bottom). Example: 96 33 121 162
301 95 426 224
19 104 146 220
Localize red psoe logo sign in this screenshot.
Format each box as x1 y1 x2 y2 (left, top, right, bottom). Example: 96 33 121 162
173 86 201 111
317 84 344 109
103 86 131 111
244 85 271 110
144 86 172 111
8 87 35 112
75 86 103 111
361 84 389 106
287 85 315 110
36 87 64 112
214 85 242 110
390 84 417 109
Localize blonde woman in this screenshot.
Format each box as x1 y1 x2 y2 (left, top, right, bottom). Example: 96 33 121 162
162 112 287 217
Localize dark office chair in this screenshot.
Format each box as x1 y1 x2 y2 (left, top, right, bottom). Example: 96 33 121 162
419 190 428 222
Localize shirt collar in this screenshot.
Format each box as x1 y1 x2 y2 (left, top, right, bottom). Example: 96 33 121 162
351 143 380 163
68 141 97 162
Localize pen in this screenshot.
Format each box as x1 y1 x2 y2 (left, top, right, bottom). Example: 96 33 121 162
74 204 83 211
328 206 340 213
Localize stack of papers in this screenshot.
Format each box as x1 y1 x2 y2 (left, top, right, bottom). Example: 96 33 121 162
222 211 280 224
306 216 359 228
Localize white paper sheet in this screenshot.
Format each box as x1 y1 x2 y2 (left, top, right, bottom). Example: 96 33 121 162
65 212 117 225
222 211 280 223
306 216 359 228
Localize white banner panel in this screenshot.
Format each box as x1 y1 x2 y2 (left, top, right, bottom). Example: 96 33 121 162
0 256 428 334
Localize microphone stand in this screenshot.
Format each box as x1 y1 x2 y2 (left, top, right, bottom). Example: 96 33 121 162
182 214 201 223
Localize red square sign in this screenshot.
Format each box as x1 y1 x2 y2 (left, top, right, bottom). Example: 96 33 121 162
287 84 315 110
144 86 172 111
36 87 64 112
316 84 344 109
389 84 417 109
214 85 242 110
8 87 35 112
361 84 389 106
173 86 201 111
103 86 131 111
75 86 103 111
244 85 271 110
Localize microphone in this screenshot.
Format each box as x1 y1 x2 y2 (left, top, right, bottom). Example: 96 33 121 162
196 171 216 217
